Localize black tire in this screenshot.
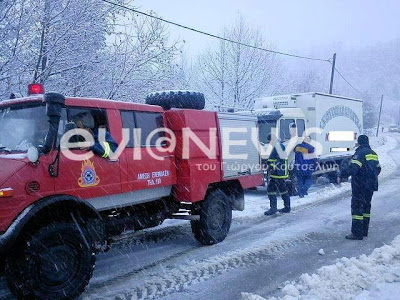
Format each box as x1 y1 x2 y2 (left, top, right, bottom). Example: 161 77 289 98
5 222 95 300
0 258 4 276
191 189 232 245
328 171 341 184
146 90 205 110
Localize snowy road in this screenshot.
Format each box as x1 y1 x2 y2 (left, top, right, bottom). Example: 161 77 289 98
0 134 399 300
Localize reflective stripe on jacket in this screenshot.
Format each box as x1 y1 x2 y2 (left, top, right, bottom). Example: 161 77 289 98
91 129 118 159
267 142 289 179
349 145 381 191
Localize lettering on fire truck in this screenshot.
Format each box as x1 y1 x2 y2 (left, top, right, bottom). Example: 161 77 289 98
137 170 170 186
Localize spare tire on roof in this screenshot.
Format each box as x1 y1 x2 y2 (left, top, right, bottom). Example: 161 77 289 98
146 90 205 110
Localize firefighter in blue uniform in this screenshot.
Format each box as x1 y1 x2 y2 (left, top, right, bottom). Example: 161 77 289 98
264 134 291 215
346 135 381 240
74 112 118 159
294 136 317 198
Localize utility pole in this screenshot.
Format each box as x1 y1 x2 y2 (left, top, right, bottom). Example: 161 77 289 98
398 107 400 126
329 53 337 94
376 95 384 137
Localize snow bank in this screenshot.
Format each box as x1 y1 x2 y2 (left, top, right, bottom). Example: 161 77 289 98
241 235 400 300
234 134 397 222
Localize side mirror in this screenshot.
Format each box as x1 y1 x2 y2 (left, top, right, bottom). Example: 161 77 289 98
27 147 39 163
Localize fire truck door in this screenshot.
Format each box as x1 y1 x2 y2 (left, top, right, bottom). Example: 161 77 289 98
56 107 121 200
120 110 176 196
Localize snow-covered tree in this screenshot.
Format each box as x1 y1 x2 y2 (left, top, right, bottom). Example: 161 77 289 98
197 16 281 110
0 0 182 102
93 11 182 101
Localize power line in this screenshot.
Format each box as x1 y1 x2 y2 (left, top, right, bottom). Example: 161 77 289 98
100 0 330 62
332 64 363 95
101 0 367 96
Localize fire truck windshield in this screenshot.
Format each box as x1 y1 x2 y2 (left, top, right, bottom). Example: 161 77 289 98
0 103 47 152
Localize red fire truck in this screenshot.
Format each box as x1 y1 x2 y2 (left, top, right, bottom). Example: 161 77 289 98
0 85 263 299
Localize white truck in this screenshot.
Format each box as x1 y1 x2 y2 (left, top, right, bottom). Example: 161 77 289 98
253 92 363 191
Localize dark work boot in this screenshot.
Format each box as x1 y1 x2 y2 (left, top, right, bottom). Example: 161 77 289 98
279 207 291 213
282 193 291 212
266 196 278 216
348 218 364 240
345 234 363 240
264 209 278 216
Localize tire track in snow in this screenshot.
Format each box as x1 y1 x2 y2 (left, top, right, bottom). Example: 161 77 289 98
108 187 350 252
83 233 333 300
111 224 192 249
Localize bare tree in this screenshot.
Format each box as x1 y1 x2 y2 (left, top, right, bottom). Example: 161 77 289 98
197 16 281 110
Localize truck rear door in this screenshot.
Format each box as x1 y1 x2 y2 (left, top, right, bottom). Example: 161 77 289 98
218 113 262 178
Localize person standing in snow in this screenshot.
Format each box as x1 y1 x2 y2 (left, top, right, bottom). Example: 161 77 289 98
294 136 317 198
264 134 291 215
346 135 381 240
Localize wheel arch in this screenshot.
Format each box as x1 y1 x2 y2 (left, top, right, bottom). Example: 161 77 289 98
0 195 102 255
208 180 244 211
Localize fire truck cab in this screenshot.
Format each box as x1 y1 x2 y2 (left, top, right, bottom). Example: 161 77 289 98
0 85 262 299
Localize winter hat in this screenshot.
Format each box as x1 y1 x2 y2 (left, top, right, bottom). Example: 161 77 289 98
357 135 369 146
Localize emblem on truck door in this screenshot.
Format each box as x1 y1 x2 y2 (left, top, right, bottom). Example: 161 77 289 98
78 160 100 187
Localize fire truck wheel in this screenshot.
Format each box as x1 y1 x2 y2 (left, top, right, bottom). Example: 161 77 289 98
191 189 232 245
146 90 206 110
5 222 95 300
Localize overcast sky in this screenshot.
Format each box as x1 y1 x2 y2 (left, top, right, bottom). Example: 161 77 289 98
134 0 400 58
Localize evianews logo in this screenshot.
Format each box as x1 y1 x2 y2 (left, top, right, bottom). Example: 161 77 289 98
60 126 356 162
78 160 100 187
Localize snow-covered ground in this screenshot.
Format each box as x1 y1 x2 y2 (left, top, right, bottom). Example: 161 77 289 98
356 281 400 300
248 235 400 300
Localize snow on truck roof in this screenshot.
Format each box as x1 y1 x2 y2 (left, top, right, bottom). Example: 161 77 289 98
0 95 163 112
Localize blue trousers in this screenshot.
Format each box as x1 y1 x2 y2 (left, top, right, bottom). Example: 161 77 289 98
351 181 374 238
297 173 312 197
